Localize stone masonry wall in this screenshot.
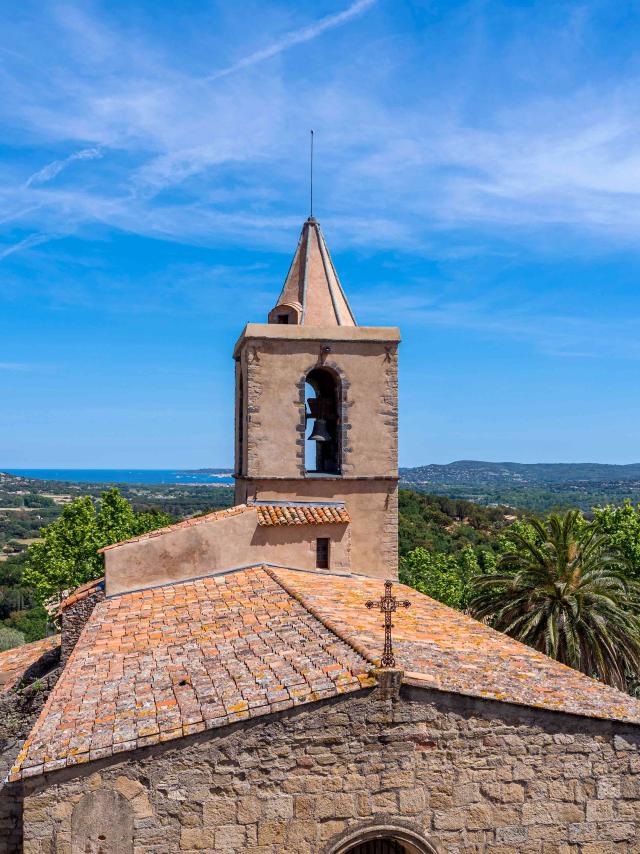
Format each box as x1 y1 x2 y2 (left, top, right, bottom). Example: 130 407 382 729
20 683 640 854
0 651 61 854
60 588 105 664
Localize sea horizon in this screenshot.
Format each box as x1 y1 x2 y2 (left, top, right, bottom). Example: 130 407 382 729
3 468 235 485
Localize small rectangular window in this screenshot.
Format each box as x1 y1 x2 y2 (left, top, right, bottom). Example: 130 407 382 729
316 537 330 569
277 314 289 324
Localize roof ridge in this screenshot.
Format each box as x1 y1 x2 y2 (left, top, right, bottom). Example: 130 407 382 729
264 566 377 667
98 504 251 553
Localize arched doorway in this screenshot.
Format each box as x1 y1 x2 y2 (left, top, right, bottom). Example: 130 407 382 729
328 822 438 854
344 839 409 853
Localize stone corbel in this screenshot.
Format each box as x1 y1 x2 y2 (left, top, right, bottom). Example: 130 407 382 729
318 344 332 365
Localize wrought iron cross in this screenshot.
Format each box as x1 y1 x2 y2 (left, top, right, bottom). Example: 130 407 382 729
366 580 411 668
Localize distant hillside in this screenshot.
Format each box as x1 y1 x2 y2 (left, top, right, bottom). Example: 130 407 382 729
399 461 640 512
401 460 640 485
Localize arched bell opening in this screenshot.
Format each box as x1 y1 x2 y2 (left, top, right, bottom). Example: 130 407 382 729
305 367 341 475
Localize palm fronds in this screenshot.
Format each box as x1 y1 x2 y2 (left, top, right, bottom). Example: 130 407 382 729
469 510 640 692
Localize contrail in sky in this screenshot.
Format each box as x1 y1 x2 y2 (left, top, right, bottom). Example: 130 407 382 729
0 232 54 261
25 147 103 188
207 0 377 81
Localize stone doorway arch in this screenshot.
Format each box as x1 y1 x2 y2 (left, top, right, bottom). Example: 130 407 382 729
326 821 438 854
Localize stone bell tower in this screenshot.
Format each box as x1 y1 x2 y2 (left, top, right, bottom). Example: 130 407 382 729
233 217 400 579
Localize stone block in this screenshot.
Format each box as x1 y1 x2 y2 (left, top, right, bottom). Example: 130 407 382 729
433 808 467 830
257 820 286 845
179 827 209 850
203 797 237 826
585 798 615 821
481 782 525 803
596 777 621 799
130 792 154 819
114 776 146 801
214 824 246 850
262 796 293 820
237 795 261 824
495 824 528 845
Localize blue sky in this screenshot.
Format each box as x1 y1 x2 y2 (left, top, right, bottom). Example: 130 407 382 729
2 0 640 468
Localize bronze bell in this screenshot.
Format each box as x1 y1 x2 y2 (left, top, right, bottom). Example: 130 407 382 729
309 418 331 442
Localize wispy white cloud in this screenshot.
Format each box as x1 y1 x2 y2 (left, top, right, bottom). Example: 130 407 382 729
0 233 57 261
0 362 34 371
358 284 640 360
2 0 640 259
24 146 103 187
207 0 377 81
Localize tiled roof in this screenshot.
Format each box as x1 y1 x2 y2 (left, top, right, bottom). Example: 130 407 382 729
98 505 251 552
269 568 640 726
256 504 350 526
11 567 373 780
13 565 640 782
0 635 60 694
57 576 104 612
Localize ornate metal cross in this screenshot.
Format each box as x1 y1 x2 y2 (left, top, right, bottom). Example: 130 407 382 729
366 580 411 668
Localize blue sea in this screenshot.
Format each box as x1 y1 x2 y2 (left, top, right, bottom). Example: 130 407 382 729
5 469 234 486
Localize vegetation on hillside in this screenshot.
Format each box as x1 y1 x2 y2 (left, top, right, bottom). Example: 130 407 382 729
3 471 640 696
399 460 640 512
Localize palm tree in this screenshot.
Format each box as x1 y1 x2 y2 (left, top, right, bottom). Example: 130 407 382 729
469 510 640 692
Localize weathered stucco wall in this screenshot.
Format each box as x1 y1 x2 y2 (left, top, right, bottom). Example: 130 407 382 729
237 479 398 580
21 683 640 853
104 509 351 596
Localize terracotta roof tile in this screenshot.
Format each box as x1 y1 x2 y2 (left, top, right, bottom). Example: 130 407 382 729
269 568 640 726
10 568 373 780
57 577 104 612
255 504 349 526
0 635 60 694
14 564 640 782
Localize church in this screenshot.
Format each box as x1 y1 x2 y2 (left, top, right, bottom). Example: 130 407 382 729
2 217 640 853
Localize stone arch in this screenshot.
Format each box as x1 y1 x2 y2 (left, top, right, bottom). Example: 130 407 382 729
71 789 133 854
305 365 342 474
298 358 351 476
325 820 439 854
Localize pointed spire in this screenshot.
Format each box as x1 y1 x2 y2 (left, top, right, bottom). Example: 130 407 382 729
268 218 357 327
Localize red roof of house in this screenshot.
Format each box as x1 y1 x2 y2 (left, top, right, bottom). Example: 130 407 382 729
11 567 372 780
255 504 349 526
0 635 60 694
11 565 640 781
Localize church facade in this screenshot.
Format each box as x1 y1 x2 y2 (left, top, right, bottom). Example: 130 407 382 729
2 218 640 853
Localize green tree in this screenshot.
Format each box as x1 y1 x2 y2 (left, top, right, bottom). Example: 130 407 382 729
23 489 173 604
469 510 640 691
96 487 136 546
400 545 491 610
0 625 25 652
23 496 101 603
593 501 640 581
5 606 48 643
